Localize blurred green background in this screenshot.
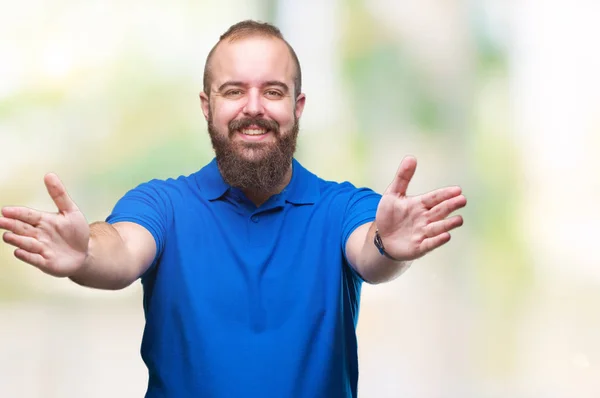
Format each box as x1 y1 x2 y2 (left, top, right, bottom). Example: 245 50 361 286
1 1 599 397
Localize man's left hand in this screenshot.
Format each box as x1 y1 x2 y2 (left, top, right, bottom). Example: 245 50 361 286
375 156 467 262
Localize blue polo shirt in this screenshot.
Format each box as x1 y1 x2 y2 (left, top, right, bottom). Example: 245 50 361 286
106 158 381 398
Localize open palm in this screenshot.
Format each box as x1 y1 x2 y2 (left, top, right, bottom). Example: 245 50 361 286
0 174 89 277
375 156 466 262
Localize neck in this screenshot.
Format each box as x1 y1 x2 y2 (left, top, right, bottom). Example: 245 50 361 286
242 163 293 207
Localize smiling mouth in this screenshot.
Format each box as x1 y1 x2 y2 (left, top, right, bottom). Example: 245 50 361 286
240 128 268 136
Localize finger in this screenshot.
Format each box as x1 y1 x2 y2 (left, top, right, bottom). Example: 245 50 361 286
14 249 47 268
1 207 43 226
425 215 463 238
386 156 417 196
421 186 463 209
421 232 451 253
44 173 77 213
427 195 467 221
3 231 44 254
0 217 39 237
0 216 13 231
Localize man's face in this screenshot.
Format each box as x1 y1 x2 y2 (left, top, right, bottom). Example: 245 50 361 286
200 36 306 192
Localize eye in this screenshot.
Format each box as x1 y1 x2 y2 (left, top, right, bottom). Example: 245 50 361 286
265 90 284 99
224 89 244 98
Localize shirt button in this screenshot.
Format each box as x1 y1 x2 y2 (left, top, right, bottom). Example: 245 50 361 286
250 215 259 223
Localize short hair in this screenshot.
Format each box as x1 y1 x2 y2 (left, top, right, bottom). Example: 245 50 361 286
203 20 302 97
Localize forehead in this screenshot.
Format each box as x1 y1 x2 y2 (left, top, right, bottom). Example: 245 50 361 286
209 36 295 89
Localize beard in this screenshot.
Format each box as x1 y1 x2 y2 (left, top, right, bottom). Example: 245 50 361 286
207 112 299 193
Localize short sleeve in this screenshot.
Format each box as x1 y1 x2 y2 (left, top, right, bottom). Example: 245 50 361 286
341 187 382 282
341 188 381 249
105 180 172 269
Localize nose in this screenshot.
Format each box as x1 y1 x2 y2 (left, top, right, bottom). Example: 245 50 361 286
242 88 265 117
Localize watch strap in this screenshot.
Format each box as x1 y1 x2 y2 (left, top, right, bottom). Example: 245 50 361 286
374 228 400 261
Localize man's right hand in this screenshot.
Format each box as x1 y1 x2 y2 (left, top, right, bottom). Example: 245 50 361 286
0 173 90 278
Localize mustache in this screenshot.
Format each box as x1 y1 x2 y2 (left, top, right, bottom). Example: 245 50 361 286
228 117 280 135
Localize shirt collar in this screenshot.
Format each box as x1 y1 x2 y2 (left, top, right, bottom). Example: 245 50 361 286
282 158 320 205
195 157 320 204
195 158 230 201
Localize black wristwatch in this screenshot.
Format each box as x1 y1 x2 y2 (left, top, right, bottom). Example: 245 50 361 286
374 228 399 261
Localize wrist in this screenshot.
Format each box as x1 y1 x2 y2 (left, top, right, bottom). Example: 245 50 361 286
69 235 92 279
373 228 402 262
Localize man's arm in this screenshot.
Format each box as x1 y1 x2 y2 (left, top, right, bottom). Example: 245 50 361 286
69 221 156 290
0 173 156 290
345 221 412 284
345 156 466 284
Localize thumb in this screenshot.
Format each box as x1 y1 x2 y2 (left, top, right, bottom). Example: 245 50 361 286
44 173 77 213
386 156 417 196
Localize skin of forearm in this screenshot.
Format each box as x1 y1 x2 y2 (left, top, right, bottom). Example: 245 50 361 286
68 222 139 290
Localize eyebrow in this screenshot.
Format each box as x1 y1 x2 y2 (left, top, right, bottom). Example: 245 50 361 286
263 81 289 93
217 81 244 92
217 80 290 93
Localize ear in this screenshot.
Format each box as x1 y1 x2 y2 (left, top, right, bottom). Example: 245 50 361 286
199 91 210 121
294 93 306 119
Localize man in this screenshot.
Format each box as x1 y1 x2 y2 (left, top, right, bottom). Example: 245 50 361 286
0 20 466 397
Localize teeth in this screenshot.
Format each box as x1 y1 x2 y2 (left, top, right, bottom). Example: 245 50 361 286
241 129 266 136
